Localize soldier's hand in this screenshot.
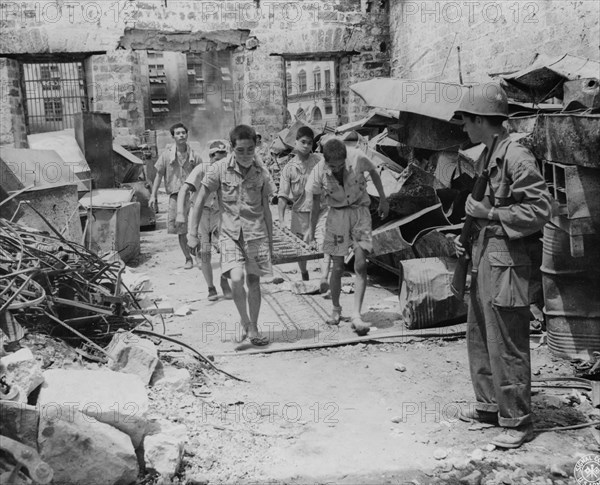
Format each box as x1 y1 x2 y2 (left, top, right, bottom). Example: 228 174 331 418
175 212 186 224
465 195 492 219
454 236 470 259
149 198 157 211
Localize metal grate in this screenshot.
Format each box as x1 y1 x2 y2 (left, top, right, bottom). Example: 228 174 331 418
22 61 88 134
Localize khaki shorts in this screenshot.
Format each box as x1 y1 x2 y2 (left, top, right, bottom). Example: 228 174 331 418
220 235 272 277
291 209 327 249
196 208 220 256
323 206 372 257
168 194 187 235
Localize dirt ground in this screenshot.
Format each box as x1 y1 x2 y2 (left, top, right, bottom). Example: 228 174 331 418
133 194 598 485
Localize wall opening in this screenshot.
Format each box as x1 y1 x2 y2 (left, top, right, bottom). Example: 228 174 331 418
144 49 235 142
21 60 88 134
284 57 340 131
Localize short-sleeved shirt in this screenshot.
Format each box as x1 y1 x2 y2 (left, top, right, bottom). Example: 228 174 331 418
154 143 202 195
480 133 551 240
278 152 322 213
184 163 219 211
202 154 276 241
306 147 376 208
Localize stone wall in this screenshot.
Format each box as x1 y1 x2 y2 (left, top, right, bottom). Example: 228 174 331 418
0 58 27 147
389 0 600 82
0 0 390 146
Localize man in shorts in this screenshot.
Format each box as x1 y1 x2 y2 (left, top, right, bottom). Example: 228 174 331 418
187 125 276 346
306 138 389 336
277 126 331 291
177 140 232 301
150 122 201 269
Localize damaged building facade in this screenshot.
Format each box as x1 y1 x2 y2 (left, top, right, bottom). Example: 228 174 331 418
0 0 390 148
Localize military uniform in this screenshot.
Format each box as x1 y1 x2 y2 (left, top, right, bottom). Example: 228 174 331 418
468 132 551 427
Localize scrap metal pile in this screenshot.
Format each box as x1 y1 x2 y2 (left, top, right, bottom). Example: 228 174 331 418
0 217 148 362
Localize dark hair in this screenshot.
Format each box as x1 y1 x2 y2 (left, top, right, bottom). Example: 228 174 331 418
229 124 257 147
170 122 188 136
296 126 315 141
322 138 347 162
461 113 506 127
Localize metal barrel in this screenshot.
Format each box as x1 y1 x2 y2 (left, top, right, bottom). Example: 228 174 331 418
541 223 600 360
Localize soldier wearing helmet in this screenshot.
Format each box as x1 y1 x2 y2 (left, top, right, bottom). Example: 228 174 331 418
454 82 552 449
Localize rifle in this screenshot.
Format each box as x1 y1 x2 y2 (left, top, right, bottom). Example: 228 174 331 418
451 134 499 301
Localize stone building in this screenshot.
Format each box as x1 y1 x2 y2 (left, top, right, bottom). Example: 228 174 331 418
0 0 598 149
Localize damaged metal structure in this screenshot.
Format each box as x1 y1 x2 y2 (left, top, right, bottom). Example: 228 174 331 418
346 54 600 358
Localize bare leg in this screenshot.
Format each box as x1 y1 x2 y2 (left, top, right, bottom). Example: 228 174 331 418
351 246 370 335
245 273 264 339
200 244 214 289
319 254 331 292
298 260 308 280
328 255 344 324
179 233 192 261
229 267 251 339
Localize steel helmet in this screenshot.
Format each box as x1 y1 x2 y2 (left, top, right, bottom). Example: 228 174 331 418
456 83 509 118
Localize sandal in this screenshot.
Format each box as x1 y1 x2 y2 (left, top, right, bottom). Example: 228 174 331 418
249 335 269 346
326 306 342 326
351 316 370 336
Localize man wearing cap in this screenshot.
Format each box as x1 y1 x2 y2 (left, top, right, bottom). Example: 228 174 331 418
177 140 232 301
150 123 202 269
454 83 551 449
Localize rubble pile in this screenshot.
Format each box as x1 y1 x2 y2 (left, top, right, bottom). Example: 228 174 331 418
0 218 149 359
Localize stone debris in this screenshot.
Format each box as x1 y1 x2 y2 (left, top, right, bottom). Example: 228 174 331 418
460 469 482 485
150 363 192 392
106 332 159 385
38 368 149 448
143 418 188 481
0 347 44 402
433 448 448 460
0 400 40 449
394 363 407 372
38 404 138 485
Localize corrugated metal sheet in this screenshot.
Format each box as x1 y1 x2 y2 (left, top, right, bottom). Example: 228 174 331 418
502 54 600 103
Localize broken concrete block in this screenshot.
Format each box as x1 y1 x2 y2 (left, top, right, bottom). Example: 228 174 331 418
109 346 160 385
38 369 149 448
38 404 138 485
144 418 187 481
106 332 159 385
0 347 44 401
150 365 191 392
0 400 39 448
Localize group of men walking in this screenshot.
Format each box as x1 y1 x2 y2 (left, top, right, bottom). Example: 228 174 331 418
150 122 388 345
149 82 552 450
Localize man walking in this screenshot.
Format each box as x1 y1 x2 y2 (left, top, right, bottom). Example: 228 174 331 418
187 125 276 346
306 138 389 336
150 123 201 269
178 140 232 301
454 83 551 448
278 126 331 290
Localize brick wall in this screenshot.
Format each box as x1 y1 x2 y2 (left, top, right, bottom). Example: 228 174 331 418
389 0 600 82
86 52 146 136
0 0 390 146
0 58 27 147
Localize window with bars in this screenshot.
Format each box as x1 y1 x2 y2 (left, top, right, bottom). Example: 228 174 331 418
186 53 205 105
22 60 88 133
